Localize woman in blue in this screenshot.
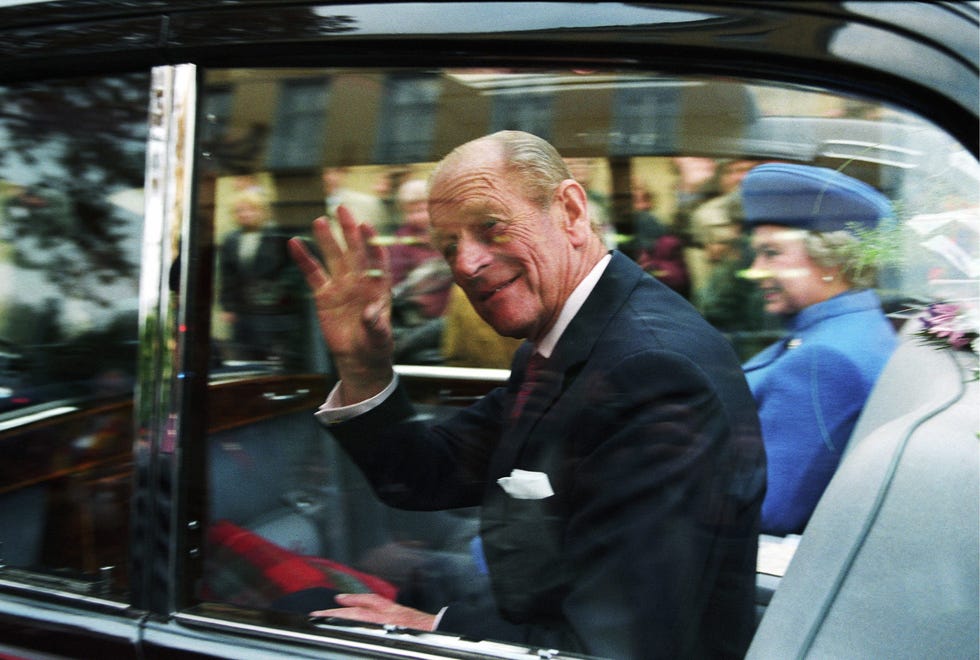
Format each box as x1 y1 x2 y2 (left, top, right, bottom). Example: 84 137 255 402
741 163 898 535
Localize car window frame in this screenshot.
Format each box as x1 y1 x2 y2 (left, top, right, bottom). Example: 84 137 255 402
0 2 976 658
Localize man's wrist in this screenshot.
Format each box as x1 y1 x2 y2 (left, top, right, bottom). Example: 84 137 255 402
315 374 399 426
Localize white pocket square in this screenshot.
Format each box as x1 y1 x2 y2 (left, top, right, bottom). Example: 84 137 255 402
497 469 555 500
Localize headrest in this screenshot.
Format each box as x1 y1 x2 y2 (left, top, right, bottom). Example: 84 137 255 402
741 163 892 233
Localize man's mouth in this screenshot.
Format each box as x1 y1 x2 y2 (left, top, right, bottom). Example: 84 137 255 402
476 275 519 302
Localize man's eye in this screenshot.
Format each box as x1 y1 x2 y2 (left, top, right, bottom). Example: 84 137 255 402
482 219 507 242
440 241 458 258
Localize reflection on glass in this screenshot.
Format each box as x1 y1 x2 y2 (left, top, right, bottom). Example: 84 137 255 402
199 67 978 655
0 72 149 595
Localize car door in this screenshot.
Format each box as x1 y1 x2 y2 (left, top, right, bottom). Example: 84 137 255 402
1 3 976 659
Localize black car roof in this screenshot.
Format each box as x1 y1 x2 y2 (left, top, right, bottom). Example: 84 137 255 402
0 1 977 153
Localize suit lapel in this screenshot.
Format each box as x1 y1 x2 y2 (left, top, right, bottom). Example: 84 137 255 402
490 252 642 477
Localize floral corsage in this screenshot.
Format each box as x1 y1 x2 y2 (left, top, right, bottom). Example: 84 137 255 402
914 302 979 380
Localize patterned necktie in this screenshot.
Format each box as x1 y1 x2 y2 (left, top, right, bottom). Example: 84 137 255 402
512 352 546 420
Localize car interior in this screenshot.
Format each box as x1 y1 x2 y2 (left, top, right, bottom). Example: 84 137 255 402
1 57 977 658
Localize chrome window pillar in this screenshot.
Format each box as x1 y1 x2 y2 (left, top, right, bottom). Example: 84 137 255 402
132 64 204 615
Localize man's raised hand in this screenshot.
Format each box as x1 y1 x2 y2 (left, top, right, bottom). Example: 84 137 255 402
288 206 394 403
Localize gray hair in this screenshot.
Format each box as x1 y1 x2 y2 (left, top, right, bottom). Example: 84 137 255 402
804 230 877 289
491 130 572 208
431 131 608 234
433 130 571 209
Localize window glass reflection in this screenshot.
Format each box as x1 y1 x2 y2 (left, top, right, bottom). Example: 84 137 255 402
199 67 978 655
0 72 149 596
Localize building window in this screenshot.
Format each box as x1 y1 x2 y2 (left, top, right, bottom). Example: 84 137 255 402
490 90 553 140
374 74 442 164
610 84 679 155
266 78 330 170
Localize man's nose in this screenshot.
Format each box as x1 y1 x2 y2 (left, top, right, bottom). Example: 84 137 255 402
454 234 492 278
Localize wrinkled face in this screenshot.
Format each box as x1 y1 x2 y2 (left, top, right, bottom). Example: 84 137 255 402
749 225 838 316
428 148 578 341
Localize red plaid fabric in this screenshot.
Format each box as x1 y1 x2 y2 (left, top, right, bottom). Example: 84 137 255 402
205 520 397 608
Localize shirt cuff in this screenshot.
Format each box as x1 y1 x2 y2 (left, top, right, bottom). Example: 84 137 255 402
432 606 449 630
314 374 399 426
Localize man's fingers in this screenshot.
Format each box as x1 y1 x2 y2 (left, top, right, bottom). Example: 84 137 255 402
336 593 386 608
362 223 391 276
288 236 328 290
312 215 348 273
335 205 369 270
309 593 389 622
309 594 437 631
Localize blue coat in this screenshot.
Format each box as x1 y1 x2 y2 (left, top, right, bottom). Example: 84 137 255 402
743 289 897 535
329 252 765 659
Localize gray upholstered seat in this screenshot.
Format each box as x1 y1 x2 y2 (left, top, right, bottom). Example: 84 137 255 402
748 333 979 658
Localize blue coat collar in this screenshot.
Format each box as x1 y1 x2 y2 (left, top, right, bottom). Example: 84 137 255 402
743 289 883 371
788 289 884 333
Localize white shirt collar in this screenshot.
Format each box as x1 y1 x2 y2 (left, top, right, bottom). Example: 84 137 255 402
535 253 611 358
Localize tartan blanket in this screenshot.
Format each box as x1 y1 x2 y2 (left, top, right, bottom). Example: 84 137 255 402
205 519 397 609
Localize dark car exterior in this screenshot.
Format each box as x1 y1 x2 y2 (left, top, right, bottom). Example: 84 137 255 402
0 2 977 658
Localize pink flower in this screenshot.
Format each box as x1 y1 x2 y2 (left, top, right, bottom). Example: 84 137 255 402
916 302 979 354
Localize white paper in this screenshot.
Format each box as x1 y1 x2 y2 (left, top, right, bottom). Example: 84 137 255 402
497 469 555 499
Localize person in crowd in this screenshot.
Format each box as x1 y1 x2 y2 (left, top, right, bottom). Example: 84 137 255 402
625 180 691 298
691 188 774 360
564 156 615 247
670 156 718 245
740 163 899 535
372 166 411 236
322 165 385 228
218 189 305 367
694 217 773 360
440 284 523 368
289 130 765 659
387 178 453 363
687 158 757 293
620 180 666 259
388 178 444 286
635 232 691 299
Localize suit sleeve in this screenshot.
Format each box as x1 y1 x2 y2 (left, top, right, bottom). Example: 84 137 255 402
329 379 512 511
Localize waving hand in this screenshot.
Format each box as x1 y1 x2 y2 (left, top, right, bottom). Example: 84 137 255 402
288 206 394 403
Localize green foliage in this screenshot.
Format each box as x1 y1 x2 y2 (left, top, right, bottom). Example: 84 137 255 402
844 220 908 286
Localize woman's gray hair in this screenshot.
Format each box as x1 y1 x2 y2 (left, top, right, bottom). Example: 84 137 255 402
804 230 877 288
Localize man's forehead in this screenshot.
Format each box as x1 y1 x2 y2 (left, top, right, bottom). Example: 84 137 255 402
429 165 512 214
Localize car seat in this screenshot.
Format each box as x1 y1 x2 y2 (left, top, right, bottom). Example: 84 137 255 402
747 331 979 658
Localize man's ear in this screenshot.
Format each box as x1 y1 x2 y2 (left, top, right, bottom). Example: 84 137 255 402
555 179 592 247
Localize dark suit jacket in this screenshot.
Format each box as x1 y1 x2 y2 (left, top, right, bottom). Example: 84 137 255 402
219 228 302 316
331 252 765 659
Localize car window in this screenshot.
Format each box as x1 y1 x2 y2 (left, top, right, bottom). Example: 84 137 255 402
0 72 149 596
196 65 978 652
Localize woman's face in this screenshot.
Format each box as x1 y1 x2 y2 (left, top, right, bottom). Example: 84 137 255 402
748 225 843 316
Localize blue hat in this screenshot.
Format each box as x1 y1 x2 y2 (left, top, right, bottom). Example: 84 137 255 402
741 163 892 233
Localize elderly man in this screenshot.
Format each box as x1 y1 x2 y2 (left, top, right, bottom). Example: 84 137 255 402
289 131 765 659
